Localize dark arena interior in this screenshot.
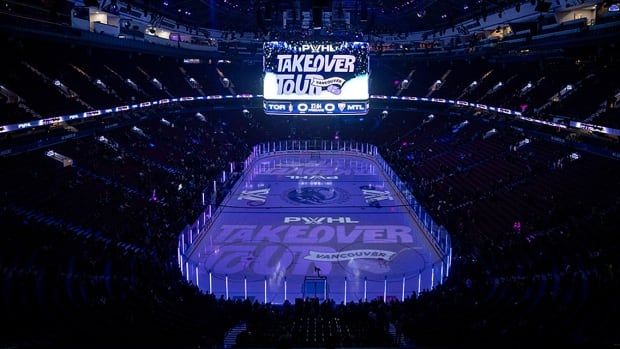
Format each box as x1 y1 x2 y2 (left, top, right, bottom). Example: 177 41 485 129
1 0 620 348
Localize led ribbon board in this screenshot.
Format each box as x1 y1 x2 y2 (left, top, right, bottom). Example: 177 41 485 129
263 41 369 115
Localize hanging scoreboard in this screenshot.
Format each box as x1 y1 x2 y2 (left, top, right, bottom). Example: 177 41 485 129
263 41 369 116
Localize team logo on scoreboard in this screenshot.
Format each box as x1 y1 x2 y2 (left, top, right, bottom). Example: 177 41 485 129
264 102 292 112
265 101 368 115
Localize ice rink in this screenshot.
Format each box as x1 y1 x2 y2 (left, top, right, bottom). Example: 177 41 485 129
185 152 445 303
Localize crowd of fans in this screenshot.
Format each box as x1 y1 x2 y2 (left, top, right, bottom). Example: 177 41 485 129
0 32 248 125
237 298 394 348
2 109 619 348
365 109 619 346
1 26 619 349
0 107 262 347
2 32 618 134
371 45 620 128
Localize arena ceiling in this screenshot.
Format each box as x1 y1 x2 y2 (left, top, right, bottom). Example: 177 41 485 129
120 0 526 31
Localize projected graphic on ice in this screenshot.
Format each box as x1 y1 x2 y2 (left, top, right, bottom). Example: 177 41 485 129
263 41 369 115
185 153 445 303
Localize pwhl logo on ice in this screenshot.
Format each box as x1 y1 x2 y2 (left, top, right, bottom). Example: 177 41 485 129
284 217 359 224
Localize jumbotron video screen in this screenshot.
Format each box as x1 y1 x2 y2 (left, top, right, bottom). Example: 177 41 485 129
263 41 369 115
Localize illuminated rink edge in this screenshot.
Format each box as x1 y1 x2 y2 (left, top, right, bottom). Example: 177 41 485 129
177 140 452 304
0 95 616 136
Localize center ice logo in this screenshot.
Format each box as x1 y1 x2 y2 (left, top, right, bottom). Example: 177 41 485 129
285 187 349 206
